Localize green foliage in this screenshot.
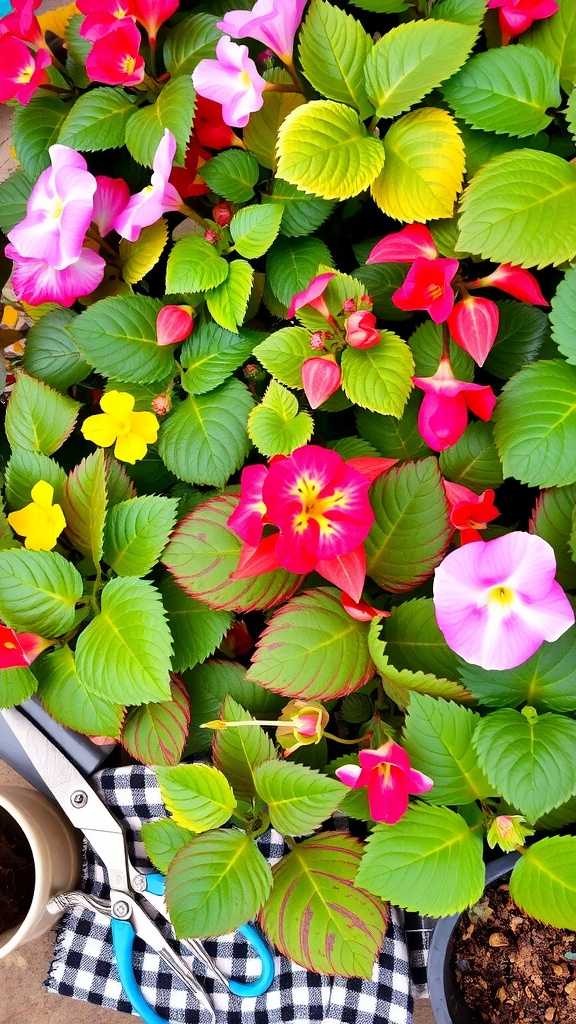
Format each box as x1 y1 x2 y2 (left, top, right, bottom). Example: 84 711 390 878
125 76 195 167
253 326 313 388
230 205 283 260
266 179 336 239
70 296 175 384
524 0 576 93
384 597 461 679
122 676 189 767
120 219 168 286
166 236 229 294
205 260 254 333
63 450 107 566
530 485 576 591
409 320 473 381
156 762 236 831
35 645 124 739
510 837 576 930
163 12 220 76
484 300 548 379
248 381 313 456
254 760 344 835
65 14 91 87
200 150 259 203
184 659 283 756
5 372 79 455
368 618 473 707
439 421 504 489
213 695 276 800
103 495 177 576
550 265 576 365
160 576 232 673
0 170 32 233
341 333 414 416
23 309 91 390
243 69 305 170
0 668 37 708
13 96 68 178
352 262 409 321
180 322 254 395
0 549 82 636
141 818 193 874
58 88 136 151
5 448 66 511
266 236 334 311
299 0 374 119
356 394 431 461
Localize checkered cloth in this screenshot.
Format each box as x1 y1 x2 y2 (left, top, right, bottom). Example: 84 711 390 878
46 765 428 1024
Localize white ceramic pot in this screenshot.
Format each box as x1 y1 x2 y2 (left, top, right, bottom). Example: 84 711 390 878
0 785 81 959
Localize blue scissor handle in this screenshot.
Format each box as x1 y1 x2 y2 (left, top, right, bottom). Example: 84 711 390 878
0 1 13 17
111 917 170 1024
145 873 275 997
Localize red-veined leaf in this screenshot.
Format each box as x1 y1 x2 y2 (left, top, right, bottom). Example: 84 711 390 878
122 675 190 766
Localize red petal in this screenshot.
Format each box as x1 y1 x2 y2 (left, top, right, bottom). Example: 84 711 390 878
315 545 366 603
231 534 282 579
467 264 548 306
447 296 500 367
347 456 398 483
301 356 342 408
341 592 390 621
367 224 438 264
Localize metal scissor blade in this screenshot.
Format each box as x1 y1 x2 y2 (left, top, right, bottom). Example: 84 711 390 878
1 707 132 889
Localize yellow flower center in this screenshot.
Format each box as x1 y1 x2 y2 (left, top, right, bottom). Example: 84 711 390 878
240 70 252 88
291 475 346 536
122 55 136 74
16 61 35 84
51 199 64 220
425 283 443 301
4 642 16 650
113 417 132 436
488 585 514 608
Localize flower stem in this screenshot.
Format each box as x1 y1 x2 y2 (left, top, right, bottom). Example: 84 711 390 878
282 59 303 91
323 731 373 745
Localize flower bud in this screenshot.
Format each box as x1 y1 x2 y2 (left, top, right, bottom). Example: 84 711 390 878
204 228 220 244
156 305 194 346
212 202 233 227
301 356 342 408
345 310 380 349
342 298 357 312
486 814 534 853
309 331 327 351
276 700 329 755
152 393 172 416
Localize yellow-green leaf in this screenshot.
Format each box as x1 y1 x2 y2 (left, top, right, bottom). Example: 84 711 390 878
120 218 169 285
244 69 305 170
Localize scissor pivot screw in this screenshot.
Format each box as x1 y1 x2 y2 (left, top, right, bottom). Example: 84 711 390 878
70 790 88 808
112 900 131 919
132 875 147 891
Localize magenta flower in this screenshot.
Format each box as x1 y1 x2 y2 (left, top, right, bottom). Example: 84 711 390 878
433 532 575 671
8 145 97 270
447 295 500 367
0 0 44 46
5 243 106 307
77 0 137 41
345 310 380 349
217 0 307 64
467 263 548 306
0 35 50 105
113 130 183 242
393 257 459 324
132 0 179 44
92 175 131 237
287 272 336 320
301 356 342 408
487 0 558 41
192 36 266 129
367 224 438 265
413 356 496 452
336 742 433 824
86 19 144 86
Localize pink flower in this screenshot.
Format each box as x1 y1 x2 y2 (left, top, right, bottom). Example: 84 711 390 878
487 0 558 41
301 356 342 408
8 145 96 270
77 0 137 41
132 0 179 44
287 272 336 320
433 532 574 671
92 175 131 236
0 0 43 46
367 224 438 264
467 263 548 306
0 35 50 104
5 243 106 307
217 0 307 63
413 356 496 452
192 35 266 129
227 463 269 547
345 310 380 349
335 742 433 824
113 130 183 242
0 624 51 669
156 305 193 346
86 19 144 86
444 481 499 544
393 257 459 323
447 296 500 367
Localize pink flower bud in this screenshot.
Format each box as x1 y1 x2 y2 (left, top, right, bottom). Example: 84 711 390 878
152 393 171 416
309 331 327 351
301 356 342 408
447 296 500 367
212 202 233 227
204 228 220 244
368 224 438 264
345 310 381 349
156 305 194 346
467 263 548 306
342 298 357 312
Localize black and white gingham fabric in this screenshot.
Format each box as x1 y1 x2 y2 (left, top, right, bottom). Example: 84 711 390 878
46 765 428 1024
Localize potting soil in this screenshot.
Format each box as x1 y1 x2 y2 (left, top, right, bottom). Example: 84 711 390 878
0 808 34 933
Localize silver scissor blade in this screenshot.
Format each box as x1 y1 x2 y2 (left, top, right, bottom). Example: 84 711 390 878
1 707 131 889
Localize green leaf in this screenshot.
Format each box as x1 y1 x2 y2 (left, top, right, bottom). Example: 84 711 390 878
0 496 18 551
253 326 313 388
58 87 136 151
213 695 276 800
409 320 473 381
180 322 254 396
459 627 576 713
364 18 477 120
484 299 548 379
245 587 375 701
163 12 220 76
62 450 107 566
243 68 306 170
510 836 576 931
352 262 411 322
163 494 301 613
457 150 576 269
356 803 485 916
122 676 189 767
70 296 175 384
494 360 576 487
158 380 253 487
535 795 576 832
372 108 465 222
120 218 168 285
254 759 344 836
260 831 388 977
439 421 503 489
299 0 374 118
384 597 462 680
125 76 195 167
0 667 37 708
368 619 473 708
35 645 123 738
156 762 236 831
472 708 576 821
12 96 68 178
0 549 82 636
160 575 232 673
200 150 259 203
366 459 451 592
75 577 172 705
248 381 313 457
530 485 576 591
276 100 384 201
0 170 32 233
403 693 492 805
350 0 408 11
229 205 283 260
431 0 488 25
266 236 334 311
65 14 91 87
550 265 576 365
524 0 576 93
459 122 549 179
22 309 91 390
205 261 254 333
141 818 194 874
266 179 336 239
105 455 136 506
166 236 229 294
443 47 560 138
341 332 414 416
103 495 177 577
5 372 80 455
5 448 66 512
165 830 272 938
356 394 431 462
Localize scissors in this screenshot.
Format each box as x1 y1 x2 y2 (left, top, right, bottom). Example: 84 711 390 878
1 706 275 1024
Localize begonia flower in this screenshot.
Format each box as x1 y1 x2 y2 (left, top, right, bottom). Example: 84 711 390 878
132 0 178 44
192 36 266 129
392 257 459 323
92 175 131 237
77 0 137 41
335 742 434 824
433 532 575 671
301 355 342 408
0 0 43 46
287 272 336 320
0 35 50 105
486 814 534 853
447 296 500 367
8 481 66 551
487 0 558 41
156 305 193 346
82 390 159 464
8 144 96 271
217 0 307 64
345 310 380 349
86 19 144 86
227 463 269 547
168 136 211 199
5 243 106 307
367 224 438 264
0 624 52 669
467 263 548 306
413 356 496 452
444 481 499 544
113 130 184 242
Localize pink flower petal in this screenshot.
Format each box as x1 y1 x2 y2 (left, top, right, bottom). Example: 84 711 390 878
301 356 342 408
367 224 438 264
6 244 106 306
447 296 500 367
335 763 363 788
93 175 131 236
217 0 307 62
227 463 269 546
192 36 265 129
315 545 366 603
368 766 410 825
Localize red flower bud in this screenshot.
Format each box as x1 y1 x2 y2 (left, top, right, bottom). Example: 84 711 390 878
301 356 342 408
212 202 233 227
447 296 500 367
156 305 194 346
345 310 380 349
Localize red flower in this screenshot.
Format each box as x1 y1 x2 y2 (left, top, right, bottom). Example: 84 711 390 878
0 624 51 669
77 0 137 41
447 296 500 367
392 257 459 324
335 741 433 824
413 356 497 452
85 19 144 86
132 0 179 44
487 0 558 41
345 310 380 349
0 0 43 46
287 272 336 321
0 35 50 104
194 95 239 150
467 263 548 306
367 224 438 264
227 463 269 547
168 136 211 199
444 480 499 544
301 356 342 408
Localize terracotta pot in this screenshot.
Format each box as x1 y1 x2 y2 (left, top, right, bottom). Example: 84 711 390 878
0 785 81 959
427 852 522 1023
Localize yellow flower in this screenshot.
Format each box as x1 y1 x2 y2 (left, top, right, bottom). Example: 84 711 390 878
81 390 159 464
8 481 66 551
